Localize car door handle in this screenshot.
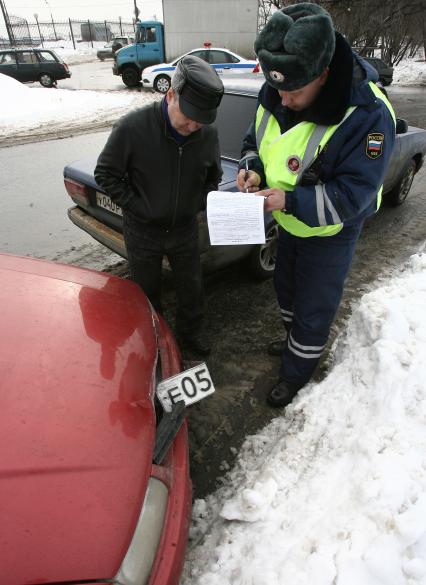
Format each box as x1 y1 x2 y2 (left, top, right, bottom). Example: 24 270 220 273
153 48 159 51
223 66 231 69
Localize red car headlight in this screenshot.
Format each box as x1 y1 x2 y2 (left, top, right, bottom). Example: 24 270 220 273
114 477 168 585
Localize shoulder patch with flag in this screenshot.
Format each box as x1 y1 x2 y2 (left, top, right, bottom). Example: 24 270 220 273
366 133 384 159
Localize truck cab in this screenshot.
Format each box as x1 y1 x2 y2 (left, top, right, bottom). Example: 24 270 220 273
113 21 165 87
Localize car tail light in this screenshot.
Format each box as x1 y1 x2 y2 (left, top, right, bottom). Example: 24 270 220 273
252 62 260 73
63 63 69 73
64 177 90 207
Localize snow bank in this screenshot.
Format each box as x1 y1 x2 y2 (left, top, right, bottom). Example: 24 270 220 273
0 73 156 139
183 249 426 585
393 58 426 87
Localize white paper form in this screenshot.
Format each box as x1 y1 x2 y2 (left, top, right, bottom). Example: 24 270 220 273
207 191 266 245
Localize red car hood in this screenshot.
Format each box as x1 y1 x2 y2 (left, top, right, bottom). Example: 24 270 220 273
0 255 158 584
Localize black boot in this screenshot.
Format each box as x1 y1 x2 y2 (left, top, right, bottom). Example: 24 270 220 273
267 380 303 408
267 338 287 356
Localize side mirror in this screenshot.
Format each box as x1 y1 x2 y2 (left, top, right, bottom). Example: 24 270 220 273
396 118 408 134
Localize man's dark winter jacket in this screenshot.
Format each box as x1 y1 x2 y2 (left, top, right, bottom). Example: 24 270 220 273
95 100 222 229
240 32 396 229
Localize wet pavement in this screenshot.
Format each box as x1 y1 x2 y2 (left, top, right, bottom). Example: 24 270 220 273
58 59 130 92
0 130 118 266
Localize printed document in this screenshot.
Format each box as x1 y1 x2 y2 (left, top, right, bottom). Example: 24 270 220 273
207 191 266 245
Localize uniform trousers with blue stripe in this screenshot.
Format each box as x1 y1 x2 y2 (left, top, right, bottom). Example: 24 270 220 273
274 222 364 386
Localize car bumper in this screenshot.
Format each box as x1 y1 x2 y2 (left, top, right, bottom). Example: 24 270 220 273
97 52 113 59
68 206 127 258
142 76 154 88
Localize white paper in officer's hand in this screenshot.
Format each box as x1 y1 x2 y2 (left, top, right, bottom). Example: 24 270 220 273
207 191 266 245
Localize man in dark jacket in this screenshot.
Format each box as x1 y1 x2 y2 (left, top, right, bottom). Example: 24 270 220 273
95 55 224 356
237 3 395 406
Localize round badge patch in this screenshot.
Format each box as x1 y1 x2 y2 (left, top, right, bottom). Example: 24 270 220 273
286 155 302 174
269 70 285 83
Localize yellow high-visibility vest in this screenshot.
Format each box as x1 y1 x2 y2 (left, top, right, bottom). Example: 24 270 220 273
255 81 396 237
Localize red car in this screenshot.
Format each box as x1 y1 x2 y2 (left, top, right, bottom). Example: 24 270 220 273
0 254 191 585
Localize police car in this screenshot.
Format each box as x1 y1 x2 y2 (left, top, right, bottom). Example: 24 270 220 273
141 47 257 93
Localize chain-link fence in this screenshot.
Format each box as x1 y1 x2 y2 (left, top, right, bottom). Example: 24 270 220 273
0 17 136 49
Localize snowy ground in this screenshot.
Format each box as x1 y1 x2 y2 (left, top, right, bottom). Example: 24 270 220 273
182 248 426 585
0 73 159 141
394 59 426 87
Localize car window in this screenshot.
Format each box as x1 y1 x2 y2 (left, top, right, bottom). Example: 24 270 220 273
215 92 257 160
189 50 208 62
0 52 16 65
145 27 157 43
208 50 233 64
16 51 38 64
37 51 57 62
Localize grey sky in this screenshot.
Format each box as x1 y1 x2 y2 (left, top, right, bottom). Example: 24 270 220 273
3 0 163 23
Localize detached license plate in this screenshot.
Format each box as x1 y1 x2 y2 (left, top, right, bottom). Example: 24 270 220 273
156 363 215 412
96 192 123 216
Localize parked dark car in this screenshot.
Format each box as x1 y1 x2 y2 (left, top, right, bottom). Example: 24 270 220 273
0 48 70 87
363 56 393 86
63 80 426 278
0 253 191 585
97 36 135 61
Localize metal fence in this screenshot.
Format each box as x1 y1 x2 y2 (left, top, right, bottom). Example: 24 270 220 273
0 18 136 49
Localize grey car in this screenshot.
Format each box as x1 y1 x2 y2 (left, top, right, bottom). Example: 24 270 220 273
0 48 70 87
363 57 393 86
97 37 135 61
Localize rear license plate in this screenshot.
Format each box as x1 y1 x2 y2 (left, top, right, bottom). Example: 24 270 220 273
96 192 122 216
156 363 215 412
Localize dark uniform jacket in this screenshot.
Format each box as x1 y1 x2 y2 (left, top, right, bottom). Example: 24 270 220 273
95 100 222 230
239 33 396 229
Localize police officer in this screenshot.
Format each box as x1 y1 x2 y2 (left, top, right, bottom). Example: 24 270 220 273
237 3 396 406
95 56 224 356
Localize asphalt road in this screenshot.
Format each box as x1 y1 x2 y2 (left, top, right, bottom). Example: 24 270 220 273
0 130 123 269
59 59 128 92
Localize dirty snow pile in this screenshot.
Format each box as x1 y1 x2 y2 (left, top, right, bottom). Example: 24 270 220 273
393 58 426 87
183 249 426 585
0 73 156 139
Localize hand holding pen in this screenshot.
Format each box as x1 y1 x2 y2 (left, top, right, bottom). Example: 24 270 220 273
237 165 261 193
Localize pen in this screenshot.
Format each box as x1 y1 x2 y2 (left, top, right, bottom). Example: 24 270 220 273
244 159 249 193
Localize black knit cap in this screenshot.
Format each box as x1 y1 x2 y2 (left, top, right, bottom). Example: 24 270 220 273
175 55 224 124
255 3 336 91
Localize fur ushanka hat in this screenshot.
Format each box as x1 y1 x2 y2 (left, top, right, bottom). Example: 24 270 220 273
255 3 336 91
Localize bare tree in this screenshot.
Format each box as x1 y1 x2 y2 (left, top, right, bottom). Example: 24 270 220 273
258 0 425 63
